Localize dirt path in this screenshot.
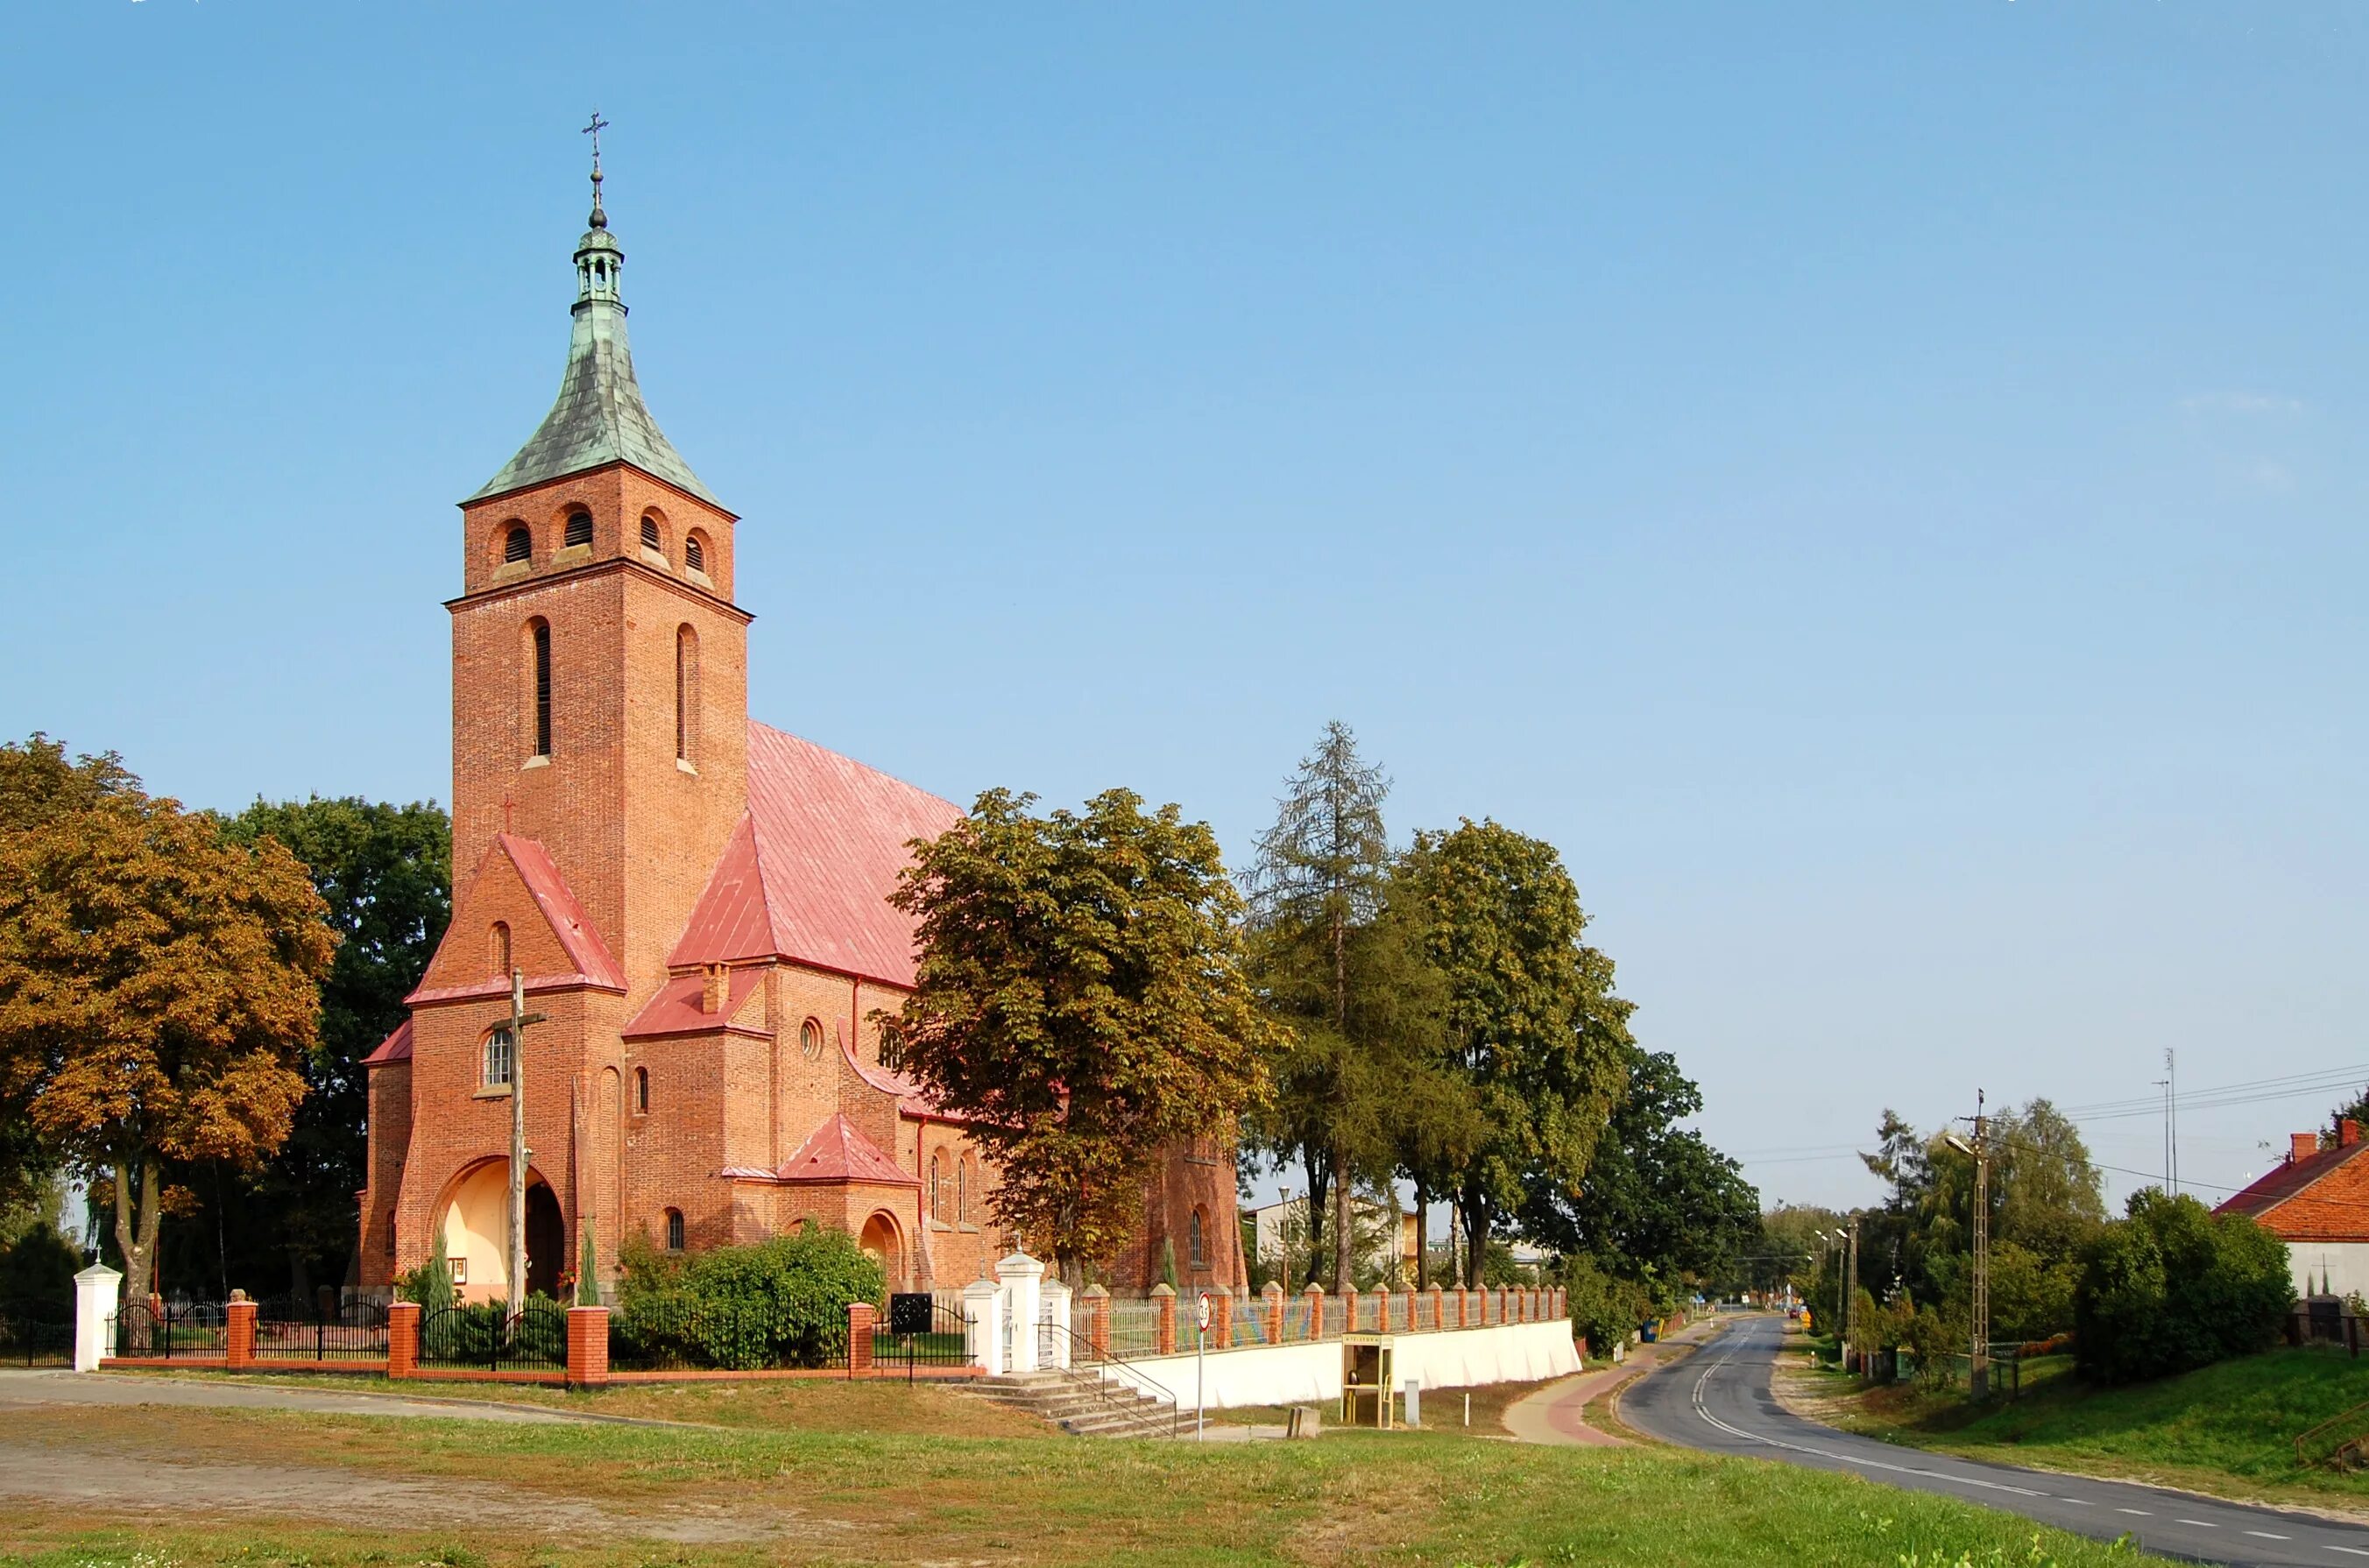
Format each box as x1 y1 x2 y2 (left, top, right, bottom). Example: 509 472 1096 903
0 1443 808 1544
0 1368 591 1424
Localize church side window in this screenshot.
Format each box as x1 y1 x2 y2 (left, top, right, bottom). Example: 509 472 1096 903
664 1208 684 1252
563 510 592 547
675 625 700 766
929 1153 946 1222
800 1020 824 1060
504 525 532 564
529 620 553 759
958 1154 972 1225
633 1067 648 1113
489 922 511 977
1188 1207 1207 1269
483 1028 514 1089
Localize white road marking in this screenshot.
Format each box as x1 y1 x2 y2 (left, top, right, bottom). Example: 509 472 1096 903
2324 1546 2369 1557
2248 1531 2292 1541
2174 1519 2217 1528
2060 1498 2092 1506
2116 1508 2150 1516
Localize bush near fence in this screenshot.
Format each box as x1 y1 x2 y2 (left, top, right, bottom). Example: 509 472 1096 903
611 1224 884 1371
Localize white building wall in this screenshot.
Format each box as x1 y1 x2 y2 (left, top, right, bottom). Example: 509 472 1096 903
2287 1240 2369 1300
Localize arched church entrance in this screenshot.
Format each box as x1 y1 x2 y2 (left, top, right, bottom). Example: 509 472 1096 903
859 1211 905 1291
435 1159 564 1303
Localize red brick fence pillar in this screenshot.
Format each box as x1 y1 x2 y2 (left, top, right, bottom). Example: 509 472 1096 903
848 1303 876 1376
1262 1281 1285 1345
1151 1283 1177 1356
568 1304 610 1388
1342 1285 1359 1335
1084 1283 1112 1358
387 1301 420 1379
1303 1282 1325 1340
225 1292 256 1370
1211 1290 1234 1347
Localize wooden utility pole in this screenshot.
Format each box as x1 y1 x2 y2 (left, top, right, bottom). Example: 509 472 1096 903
504 968 548 1313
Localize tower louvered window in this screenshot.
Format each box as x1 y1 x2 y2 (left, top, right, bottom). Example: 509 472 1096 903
684 534 705 574
531 622 552 758
641 516 661 553
505 526 532 563
564 511 592 547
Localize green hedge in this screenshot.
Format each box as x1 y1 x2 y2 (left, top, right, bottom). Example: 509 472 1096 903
612 1222 886 1370
2074 1190 2292 1385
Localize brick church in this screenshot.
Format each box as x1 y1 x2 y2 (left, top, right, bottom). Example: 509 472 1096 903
358 155 1244 1304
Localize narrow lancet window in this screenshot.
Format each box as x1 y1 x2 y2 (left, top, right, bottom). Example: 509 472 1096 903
531 621 553 758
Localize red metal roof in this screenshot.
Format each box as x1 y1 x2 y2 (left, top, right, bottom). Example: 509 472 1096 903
668 722 962 986
774 1112 919 1187
622 967 765 1039
2215 1141 2369 1222
362 1018 413 1068
498 832 628 990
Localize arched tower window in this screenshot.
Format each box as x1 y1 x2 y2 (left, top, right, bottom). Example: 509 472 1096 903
483 1027 514 1089
504 525 532 564
683 532 707 575
633 1067 648 1113
563 510 592 548
675 625 701 766
525 619 552 759
640 515 662 554
1188 1207 1208 1269
664 1208 685 1252
489 922 511 977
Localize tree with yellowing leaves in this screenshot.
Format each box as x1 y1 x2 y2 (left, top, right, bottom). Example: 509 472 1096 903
0 737 336 1299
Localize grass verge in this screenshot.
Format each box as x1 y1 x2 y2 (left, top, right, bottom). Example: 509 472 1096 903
0 1397 2171 1565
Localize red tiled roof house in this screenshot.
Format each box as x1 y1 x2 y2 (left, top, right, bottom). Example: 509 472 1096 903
2213 1120 2369 1298
357 176 1245 1303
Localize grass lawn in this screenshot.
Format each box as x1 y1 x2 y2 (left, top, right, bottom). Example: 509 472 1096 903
1796 1339 2369 1514
0 1390 2175 1566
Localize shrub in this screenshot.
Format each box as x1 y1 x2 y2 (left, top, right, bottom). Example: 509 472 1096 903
0 1216 80 1305
2074 1190 2293 1385
1561 1254 1652 1355
613 1221 885 1370
397 1252 456 1311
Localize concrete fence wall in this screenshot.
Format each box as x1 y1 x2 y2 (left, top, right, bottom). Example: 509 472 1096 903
1104 1317 1581 1412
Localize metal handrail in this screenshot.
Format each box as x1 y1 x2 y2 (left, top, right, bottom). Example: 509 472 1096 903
1037 1321 1186 1437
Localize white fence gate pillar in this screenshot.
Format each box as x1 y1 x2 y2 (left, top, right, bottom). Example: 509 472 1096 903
74 1262 122 1372
1040 1279 1072 1370
962 1275 1002 1376
996 1252 1045 1374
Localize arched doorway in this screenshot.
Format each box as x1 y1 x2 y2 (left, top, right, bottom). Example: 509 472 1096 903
859 1211 904 1290
435 1160 563 1303
525 1183 564 1300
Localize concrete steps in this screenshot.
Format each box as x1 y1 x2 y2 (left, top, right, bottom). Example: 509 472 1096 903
969 1368 1182 1438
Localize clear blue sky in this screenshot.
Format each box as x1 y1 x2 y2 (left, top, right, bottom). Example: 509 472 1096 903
9 4 2366 1218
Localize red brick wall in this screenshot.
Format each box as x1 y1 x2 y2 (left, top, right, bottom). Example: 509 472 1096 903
359 1059 413 1288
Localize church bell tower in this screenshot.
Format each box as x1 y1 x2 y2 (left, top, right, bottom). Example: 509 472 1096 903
444 129 752 990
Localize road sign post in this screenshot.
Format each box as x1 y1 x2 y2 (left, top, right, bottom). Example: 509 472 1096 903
1195 1292 1212 1440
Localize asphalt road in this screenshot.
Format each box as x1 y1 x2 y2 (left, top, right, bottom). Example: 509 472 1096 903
1620 1312 2369 1568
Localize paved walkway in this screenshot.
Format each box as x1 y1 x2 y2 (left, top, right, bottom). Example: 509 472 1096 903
1503 1314 1727 1448
0 1367 594 1424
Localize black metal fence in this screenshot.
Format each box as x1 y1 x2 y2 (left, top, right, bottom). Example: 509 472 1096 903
416 1299 568 1372
255 1296 390 1362
0 1299 71 1366
606 1294 853 1373
113 1300 227 1359
873 1300 974 1379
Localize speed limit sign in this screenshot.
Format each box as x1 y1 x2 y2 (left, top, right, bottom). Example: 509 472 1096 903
1196 1292 1213 1332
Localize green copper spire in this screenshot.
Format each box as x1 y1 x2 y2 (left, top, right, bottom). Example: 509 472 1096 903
470 118 718 506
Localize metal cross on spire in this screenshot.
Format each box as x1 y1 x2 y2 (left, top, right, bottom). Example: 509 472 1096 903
583 110 612 227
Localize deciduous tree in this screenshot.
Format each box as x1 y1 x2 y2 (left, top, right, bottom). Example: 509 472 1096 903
1400 819 1631 1284
0 757 335 1299
887 788 1279 1286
